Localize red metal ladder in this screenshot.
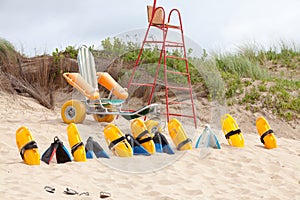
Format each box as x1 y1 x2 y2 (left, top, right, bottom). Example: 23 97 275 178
127 0 197 128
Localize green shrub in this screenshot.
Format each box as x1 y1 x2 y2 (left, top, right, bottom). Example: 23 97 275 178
242 87 260 104
258 84 267 92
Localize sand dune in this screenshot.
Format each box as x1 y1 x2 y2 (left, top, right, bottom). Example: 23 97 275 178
0 92 299 200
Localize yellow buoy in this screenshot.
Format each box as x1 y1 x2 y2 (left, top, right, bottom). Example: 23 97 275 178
66 123 87 162
220 114 245 147
167 118 192 151
131 119 156 154
16 126 40 165
256 116 277 149
103 124 133 157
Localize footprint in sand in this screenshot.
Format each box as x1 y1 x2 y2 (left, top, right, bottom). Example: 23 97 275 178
144 190 162 197
117 183 134 190
249 165 264 173
183 188 204 196
157 179 171 186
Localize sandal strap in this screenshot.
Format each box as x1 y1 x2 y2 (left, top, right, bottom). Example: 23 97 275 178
136 136 152 144
64 188 78 195
136 130 152 144
260 129 274 144
79 192 89 196
44 186 55 193
20 141 38 160
100 191 111 198
71 142 84 155
136 130 149 141
109 136 126 150
177 138 192 150
225 129 241 139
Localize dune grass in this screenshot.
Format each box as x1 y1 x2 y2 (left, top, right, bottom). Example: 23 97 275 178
0 38 19 67
208 42 300 121
9 37 298 121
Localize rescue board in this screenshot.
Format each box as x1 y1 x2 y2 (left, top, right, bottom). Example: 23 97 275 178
256 116 277 149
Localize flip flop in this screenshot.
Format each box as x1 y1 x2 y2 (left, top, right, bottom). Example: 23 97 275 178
64 188 78 195
44 186 55 193
100 191 111 199
79 192 90 196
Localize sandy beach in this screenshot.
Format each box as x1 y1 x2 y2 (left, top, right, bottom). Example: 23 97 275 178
0 91 299 200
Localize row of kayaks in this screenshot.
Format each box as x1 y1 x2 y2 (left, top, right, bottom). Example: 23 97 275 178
103 118 193 157
16 118 193 165
16 114 277 166
15 124 111 166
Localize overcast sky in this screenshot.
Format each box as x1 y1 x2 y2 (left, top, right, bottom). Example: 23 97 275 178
0 0 299 56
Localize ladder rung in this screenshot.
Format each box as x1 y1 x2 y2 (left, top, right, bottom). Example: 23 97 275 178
165 41 183 47
168 113 195 118
168 101 193 106
150 24 181 30
150 24 167 30
166 86 191 91
165 70 189 76
130 83 154 87
166 56 187 61
166 41 183 45
144 40 163 44
165 24 181 30
144 40 184 48
165 44 184 48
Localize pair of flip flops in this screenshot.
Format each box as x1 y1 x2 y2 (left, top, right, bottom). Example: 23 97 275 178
44 186 88 196
44 186 111 198
64 188 89 196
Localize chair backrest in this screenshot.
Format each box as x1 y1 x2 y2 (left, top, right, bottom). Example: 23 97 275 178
147 5 164 24
77 46 98 90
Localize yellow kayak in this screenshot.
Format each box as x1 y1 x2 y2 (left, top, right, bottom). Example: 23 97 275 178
256 116 277 149
103 124 133 157
16 126 40 165
66 123 87 162
131 118 156 154
220 114 245 147
167 118 192 151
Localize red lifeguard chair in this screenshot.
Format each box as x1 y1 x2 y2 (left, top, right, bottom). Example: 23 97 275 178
127 0 197 128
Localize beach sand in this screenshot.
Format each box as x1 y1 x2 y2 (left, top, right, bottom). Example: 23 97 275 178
0 92 299 200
